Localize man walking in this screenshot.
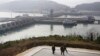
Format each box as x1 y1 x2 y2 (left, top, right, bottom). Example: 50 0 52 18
60 45 68 55
64 45 68 53
52 45 55 54
60 46 65 55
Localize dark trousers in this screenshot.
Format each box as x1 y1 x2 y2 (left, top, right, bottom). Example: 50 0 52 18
61 51 64 55
52 50 55 54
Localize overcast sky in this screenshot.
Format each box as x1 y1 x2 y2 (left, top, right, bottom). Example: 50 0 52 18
0 0 100 7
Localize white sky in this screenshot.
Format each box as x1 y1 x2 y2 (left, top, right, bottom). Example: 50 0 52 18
52 0 100 7
0 0 100 7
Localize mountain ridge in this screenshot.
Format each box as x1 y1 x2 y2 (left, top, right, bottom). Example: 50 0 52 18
75 2 100 11
0 0 70 13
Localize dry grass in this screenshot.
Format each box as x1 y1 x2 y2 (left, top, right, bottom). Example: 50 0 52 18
0 35 100 56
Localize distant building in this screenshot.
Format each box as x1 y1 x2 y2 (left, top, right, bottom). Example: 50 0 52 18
48 9 54 18
55 15 95 24
67 15 95 23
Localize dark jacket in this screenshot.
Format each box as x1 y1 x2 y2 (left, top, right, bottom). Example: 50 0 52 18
52 46 55 51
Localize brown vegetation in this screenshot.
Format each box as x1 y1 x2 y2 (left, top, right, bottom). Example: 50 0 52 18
0 35 100 56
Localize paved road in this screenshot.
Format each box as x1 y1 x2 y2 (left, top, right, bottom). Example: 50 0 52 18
32 48 100 56
16 46 100 56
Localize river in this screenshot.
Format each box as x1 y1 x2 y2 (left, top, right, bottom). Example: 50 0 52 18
0 12 100 43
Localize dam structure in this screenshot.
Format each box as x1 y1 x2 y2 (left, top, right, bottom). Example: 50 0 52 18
0 14 96 34
0 16 35 34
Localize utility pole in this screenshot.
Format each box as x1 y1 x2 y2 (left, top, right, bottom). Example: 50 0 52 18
50 9 54 18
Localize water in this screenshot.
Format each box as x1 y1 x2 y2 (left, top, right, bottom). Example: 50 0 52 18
0 24 100 43
0 12 100 43
0 11 43 18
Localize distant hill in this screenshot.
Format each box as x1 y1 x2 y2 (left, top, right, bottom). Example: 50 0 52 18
75 2 100 11
0 0 70 13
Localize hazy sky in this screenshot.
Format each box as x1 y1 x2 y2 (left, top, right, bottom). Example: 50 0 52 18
52 0 100 7
0 0 100 7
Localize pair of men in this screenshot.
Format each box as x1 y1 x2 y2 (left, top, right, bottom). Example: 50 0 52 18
60 46 68 55
52 45 68 55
